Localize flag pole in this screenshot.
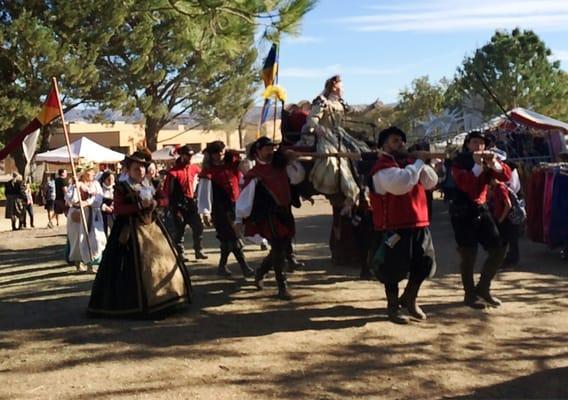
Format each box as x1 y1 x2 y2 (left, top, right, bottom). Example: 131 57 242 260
51 77 94 262
272 45 280 141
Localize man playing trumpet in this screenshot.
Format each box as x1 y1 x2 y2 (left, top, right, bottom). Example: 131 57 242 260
450 131 512 309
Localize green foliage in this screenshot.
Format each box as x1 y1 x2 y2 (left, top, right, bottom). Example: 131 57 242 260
0 0 127 171
450 28 568 120
394 76 447 133
98 0 316 150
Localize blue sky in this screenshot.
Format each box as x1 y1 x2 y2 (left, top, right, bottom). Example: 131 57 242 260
271 0 568 105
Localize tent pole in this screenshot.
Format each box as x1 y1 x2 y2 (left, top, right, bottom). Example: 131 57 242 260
51 77 94 262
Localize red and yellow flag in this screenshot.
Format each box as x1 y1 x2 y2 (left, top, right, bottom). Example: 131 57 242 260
0 85 60 162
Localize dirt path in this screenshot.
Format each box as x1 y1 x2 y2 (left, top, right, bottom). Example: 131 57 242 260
1 199 567 399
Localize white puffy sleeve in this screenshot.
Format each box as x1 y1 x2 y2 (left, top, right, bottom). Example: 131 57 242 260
235 178 257 224
286 160 305 185
88 181 104 208
197 178 212 215
420 165 439 190
372 160 425 195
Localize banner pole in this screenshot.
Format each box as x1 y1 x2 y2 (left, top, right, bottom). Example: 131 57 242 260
51 77 94 262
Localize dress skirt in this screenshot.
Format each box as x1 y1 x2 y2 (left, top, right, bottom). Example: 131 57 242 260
87 214 192 317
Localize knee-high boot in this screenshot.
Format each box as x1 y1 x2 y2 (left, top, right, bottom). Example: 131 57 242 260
399 281 427 320
476 246 507 306
232 241 254 277
458 246 485 309
217 241 232 276
385 283 408 324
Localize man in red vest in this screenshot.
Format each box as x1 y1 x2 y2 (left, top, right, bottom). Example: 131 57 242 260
235 137 304 300
450 131 511 309
164 145 207 261
369 127 438 324
197 141 254 278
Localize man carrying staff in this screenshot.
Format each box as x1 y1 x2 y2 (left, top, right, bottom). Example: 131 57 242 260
197 140 254 278
369 127 438 324
450 131 511 309
165 144 207 262
235 137 304 300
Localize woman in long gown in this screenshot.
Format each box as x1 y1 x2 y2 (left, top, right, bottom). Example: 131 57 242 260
88 151 191 317
302 75 374 266
65 164 107 272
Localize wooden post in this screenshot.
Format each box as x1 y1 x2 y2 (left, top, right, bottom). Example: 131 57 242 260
51 77 94 262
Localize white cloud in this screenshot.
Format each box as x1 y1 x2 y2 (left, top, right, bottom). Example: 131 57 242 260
337 0 568 32
279 64 400 79
285 36 324 44
551 49 568 61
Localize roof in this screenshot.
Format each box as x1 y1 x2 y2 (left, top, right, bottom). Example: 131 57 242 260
34 137 126 164
488 107 568 132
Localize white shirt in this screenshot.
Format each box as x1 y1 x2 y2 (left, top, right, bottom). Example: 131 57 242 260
506 168 521 195
372 158 438 196
235 160 305 223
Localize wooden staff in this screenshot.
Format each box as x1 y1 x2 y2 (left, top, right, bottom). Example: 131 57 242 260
51 77 94 262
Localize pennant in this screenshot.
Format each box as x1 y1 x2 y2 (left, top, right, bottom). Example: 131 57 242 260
262 44 278 88
22 129 41 163
0 85 60 162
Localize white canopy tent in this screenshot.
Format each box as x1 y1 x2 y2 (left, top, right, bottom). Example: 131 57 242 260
151 146 204 165
151 146 177 161
35 137 126 164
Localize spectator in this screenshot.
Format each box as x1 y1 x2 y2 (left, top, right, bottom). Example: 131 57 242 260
53 168 69 226
22 182 35 228
44 173 57 228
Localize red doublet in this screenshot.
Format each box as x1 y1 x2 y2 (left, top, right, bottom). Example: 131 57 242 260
451 160 511 205
243 162 294 240
165 161 201 199
200 161 240 203
369 155 430 231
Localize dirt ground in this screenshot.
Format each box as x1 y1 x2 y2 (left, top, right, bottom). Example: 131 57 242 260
1 198 567 399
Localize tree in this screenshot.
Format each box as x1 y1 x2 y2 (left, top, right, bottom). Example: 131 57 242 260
0 0 126 173
394 76 447 134
449 28 568 120
98 0 316 151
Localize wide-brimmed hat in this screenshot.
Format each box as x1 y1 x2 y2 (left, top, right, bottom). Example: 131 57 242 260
248 136 276 159
124 149 152 166
177 144 195 157
204 140 226 154
378 126 407 147
76 161 96 175
463 131 491 150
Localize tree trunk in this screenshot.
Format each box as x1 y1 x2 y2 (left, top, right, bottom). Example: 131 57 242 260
39 124 54 153
145 118 160 151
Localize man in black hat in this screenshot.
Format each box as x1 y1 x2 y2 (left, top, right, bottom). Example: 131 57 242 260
235 136 304 300
450 131 512 309
368 126 438 324
197 140 254 277
164 144 207 261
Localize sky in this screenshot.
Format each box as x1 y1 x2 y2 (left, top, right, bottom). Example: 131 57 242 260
272 0 568 106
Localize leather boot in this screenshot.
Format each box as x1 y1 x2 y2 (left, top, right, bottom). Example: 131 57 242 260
277 280 292 300
232 241 254 278
385 284 409 324
254 256 270 290
195 250 208 260
458 247 485 309
476 246 506 307
217 242 232 277
399 281 427 320
286 254 305 272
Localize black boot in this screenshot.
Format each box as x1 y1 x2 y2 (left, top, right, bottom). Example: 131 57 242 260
399 281 427 320
254 255 271 290
286 254 305 272
385 284 409 324
232 241 254 278
195 250 208 260
277 280 292 300
458 247 486 309
217 242 232 277
476 246 506 307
